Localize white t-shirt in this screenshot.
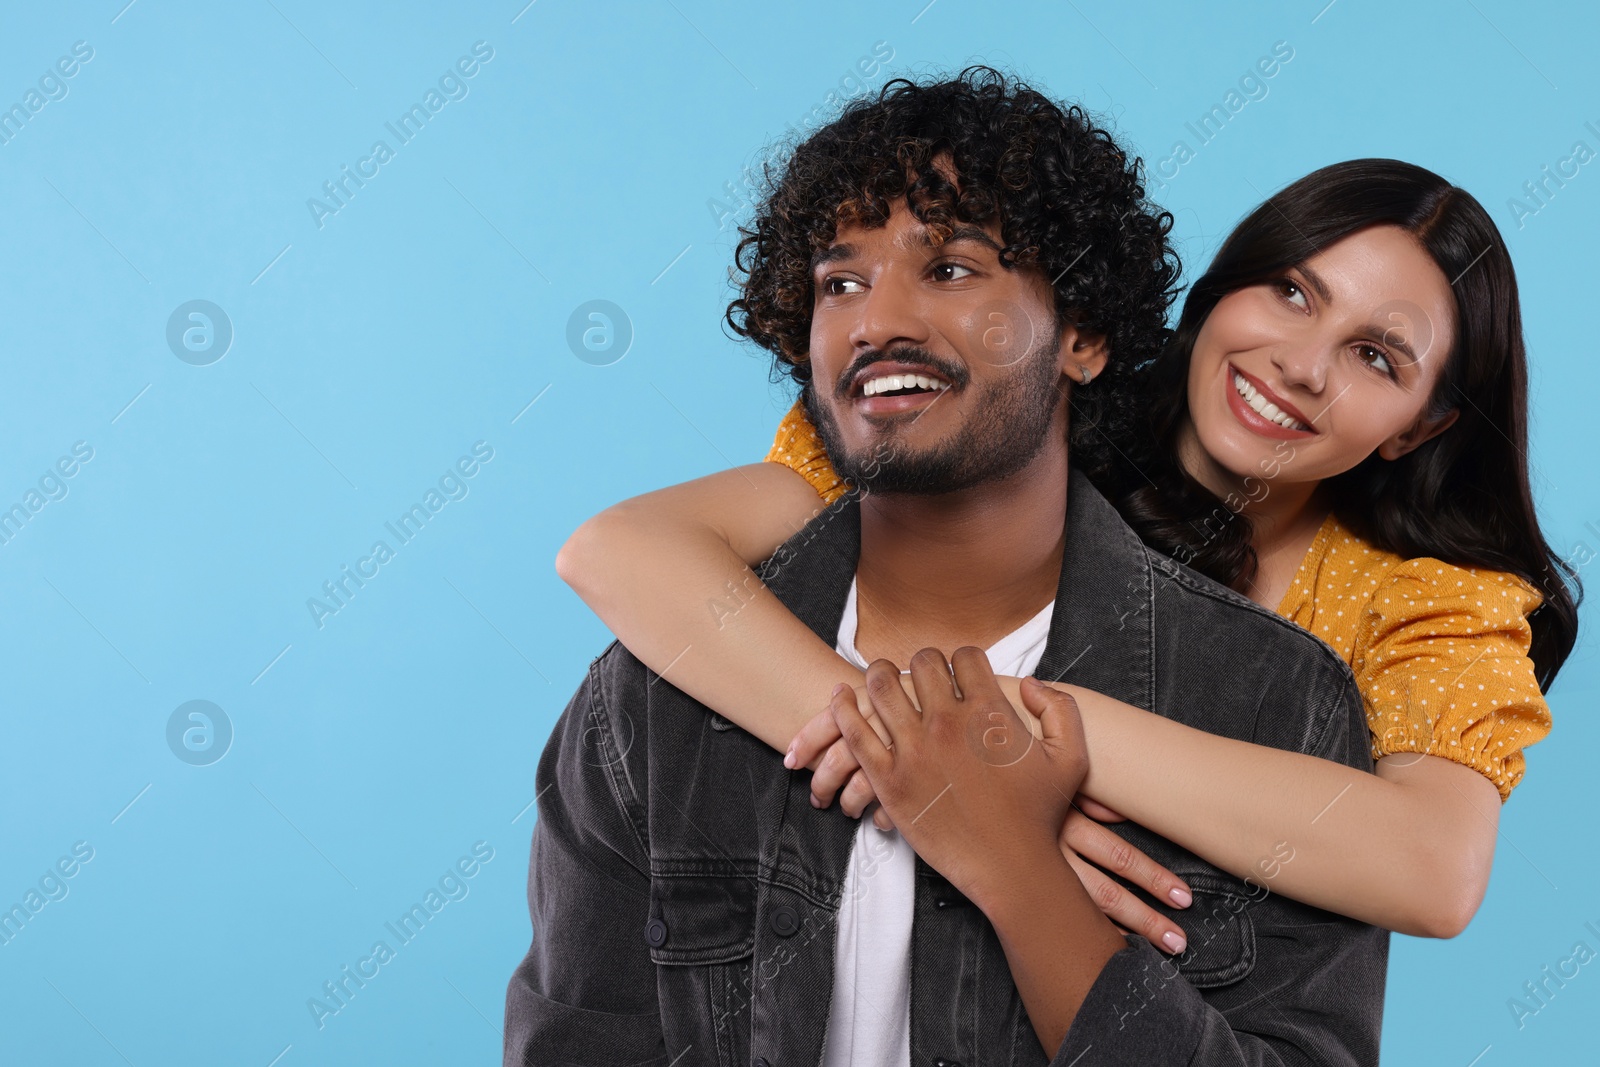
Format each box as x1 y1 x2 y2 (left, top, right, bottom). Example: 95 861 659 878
821 576 1056 1067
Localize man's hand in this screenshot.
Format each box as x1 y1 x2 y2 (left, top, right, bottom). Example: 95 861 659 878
790 670 1194 952
829 647 1089 914
791 678 1127 828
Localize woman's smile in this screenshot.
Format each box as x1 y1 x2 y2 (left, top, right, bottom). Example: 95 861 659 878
1224 363 1318 440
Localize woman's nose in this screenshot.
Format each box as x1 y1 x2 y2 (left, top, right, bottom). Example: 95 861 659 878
1269 341 1328 394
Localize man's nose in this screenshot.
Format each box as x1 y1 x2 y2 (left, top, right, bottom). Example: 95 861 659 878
847 270 930 355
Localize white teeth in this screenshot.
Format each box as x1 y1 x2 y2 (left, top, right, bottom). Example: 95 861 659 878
862 373 952 397
1233 372 1309 431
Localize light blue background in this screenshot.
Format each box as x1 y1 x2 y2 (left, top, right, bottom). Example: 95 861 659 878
0 1 1595 1063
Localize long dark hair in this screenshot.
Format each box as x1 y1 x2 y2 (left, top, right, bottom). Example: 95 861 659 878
1102 158 1581 688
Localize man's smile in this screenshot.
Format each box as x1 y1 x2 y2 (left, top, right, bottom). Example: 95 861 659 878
843 358 962 417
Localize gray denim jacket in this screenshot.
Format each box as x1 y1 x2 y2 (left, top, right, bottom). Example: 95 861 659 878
504 469 1387 1066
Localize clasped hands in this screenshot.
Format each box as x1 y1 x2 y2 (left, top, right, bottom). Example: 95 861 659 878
783 647 1193 955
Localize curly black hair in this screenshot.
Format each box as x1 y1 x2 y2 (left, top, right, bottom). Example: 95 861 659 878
723 65 1182 475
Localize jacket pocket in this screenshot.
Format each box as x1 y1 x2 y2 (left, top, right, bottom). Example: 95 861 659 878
646 876 758 1067
1163 869 1259 988
646 875 756 965
1102 824 1262 989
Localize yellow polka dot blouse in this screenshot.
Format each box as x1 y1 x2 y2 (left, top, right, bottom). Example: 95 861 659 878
764 400 1550 802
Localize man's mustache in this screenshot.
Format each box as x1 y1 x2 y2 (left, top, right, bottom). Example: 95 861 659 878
835 346 971 398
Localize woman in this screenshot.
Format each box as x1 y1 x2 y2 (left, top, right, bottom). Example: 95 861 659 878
556 159 1580 958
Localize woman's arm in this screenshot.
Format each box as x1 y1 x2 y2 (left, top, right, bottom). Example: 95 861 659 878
555 462 870 754
803 679 1502 939
566 463 1503 940
1070 688 1502 939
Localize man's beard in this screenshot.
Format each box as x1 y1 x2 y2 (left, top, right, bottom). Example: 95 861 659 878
803 325 1066 496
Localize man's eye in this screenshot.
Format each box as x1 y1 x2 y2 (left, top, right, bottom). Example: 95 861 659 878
822 277 864 295
932 262 975 282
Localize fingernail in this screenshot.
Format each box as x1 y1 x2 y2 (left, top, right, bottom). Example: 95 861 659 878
783 751 794 769
832 683 848 697
1168 886 1192 907
1161 930 1187 953
810 794 822 808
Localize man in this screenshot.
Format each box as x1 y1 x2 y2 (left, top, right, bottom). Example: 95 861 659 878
505 67 1386 1065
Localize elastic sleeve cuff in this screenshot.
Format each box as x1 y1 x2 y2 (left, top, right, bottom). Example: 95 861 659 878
1364 672 1549 803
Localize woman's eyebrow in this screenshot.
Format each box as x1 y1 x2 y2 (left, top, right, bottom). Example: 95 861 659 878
1294 260 1428 373
1296 262 1335 304
1357 323 1421 371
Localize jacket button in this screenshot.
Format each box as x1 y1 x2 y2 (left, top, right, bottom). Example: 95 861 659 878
644 918 667 947
755 1058 771 1067
770 905 799 937
934 1060 963 1067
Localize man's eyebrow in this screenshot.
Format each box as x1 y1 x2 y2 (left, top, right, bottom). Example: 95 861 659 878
931 225 1005 256
810 243 857 273
809 224 1005 274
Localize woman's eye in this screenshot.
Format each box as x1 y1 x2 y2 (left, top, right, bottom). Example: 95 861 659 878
1356 344 1392 375
1276 280 1309 310
932 262 975 282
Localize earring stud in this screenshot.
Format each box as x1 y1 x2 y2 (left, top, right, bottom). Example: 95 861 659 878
1078 365 1094 385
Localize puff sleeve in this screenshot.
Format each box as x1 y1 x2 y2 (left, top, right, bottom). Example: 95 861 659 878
1351 558 1552 802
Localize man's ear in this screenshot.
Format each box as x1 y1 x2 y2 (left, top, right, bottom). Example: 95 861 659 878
1059 322 1109 384
1378 407 1459 460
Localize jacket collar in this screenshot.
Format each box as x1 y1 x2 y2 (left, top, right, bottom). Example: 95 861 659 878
759 466 1157 711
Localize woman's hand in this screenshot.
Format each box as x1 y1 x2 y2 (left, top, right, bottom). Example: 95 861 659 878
829 647 1090 915
785 683 903 824
1058 805 1192 954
